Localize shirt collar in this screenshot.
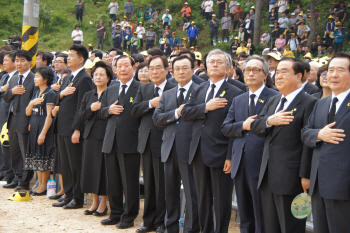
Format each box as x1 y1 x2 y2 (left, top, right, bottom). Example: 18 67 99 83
20 69 30 78
331 88 350 106
209 78 225 89
302 80 309 88
177 80 192 91
282 86 303 103
71 66 85 78
120 77 133 87
249 85 265 98
8 70 17 78
154 79 167 90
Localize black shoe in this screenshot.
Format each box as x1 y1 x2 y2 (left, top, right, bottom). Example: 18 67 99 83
1 177 13 184
3 181 18 189
84 208 97 215
52 200 71 207
0 175 4 181
33 190 47 196
117 221 134 229
101 216 120 225
14 185 30 191
156 225 165 233
57 195 66 202
93 207 108 216
49 194 63 200
63 200 84 209
136 226 157 232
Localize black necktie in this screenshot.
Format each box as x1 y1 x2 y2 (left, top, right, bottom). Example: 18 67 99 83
154 87 160 97
206 84 216 102
118 84 127 103
18 75 23 85
68 74 74 85
277 97 287 112
328 97 338 123
177 88 186 107
249 94 256 116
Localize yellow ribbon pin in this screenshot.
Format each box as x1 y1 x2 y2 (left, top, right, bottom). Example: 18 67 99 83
130 97 133 103
291 108 297 116
219 91 226 98
258 99 265 103
69 83 73 87
348 103 350 107
41 94 45 98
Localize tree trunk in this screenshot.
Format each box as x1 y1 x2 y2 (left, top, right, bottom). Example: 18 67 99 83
253 0 269 46
307 0 317 49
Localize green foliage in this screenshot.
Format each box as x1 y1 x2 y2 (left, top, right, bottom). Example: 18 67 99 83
39 4 53 32
42 34 50 42
168 1 183 14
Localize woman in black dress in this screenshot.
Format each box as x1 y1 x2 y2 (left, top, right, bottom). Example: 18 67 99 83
25 66 56 195
78 61 111 216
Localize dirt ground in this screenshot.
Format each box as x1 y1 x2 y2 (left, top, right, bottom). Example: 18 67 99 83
0 181 240 233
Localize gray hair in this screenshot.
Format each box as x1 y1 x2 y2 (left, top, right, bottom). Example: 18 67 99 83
242 55 269 74
309 61 320 71
206 49 232 67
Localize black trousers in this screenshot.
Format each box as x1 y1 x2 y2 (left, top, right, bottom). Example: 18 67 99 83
222 29 229 39
189 38 197 47
234 155 265 233
142 138 166 228
0 143 14 180
165 145 199 233
192 147 233 233
57 135 84 204
131 45 138 55
163 22 169 29
206 12 211 21
8 114 33 186
260 174 306 233
76 9 83 21
233 20 239 31
146 41 154 50
105 141 140 223
312 179 350 233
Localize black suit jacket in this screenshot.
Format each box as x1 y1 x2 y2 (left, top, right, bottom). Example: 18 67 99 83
153 82 198 163
54 69 94 137
226 77 248 92
302 93 350 200
251 91 317 196
221 86 279 180
77 89 107 141
168 74 205 85
130 81 176 155
4 71 36 134
303 82 320 95
0 72 18 125
100 80 142 154
182 80 244 168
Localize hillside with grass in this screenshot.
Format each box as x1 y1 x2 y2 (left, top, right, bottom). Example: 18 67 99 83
0 0 344 53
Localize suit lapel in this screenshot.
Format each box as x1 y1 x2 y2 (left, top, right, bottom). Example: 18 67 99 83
200 82 210 103
71 69 85 87
23 72 33 87
321 96 332 126
255 87 269 115
334 92 350 124
169 87 178 109
121 80 136 106
242 93 249 119
185 83 194 103
215 81 229 98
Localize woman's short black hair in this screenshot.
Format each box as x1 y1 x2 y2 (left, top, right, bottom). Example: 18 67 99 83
91 61 113 86
35 66 55 86
135 62 149 82
316 64 328 89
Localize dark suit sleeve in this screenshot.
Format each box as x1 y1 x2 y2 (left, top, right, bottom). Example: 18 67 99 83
181 89 206 122
53 81 64 106
299 98 318 179
221 98 244 138
72 77 94 132
130 85 153 117
99 89 112 120
301 101 323 148
153 93 176 128
251 98 273 137
3 78 16 103
77 92 92 123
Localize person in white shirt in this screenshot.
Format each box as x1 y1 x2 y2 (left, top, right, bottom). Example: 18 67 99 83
287 33 299 51
278 12 289 30
277 0 288 18
229 0 238 14
162 9 173 29
205 0 214 20
136 22 146 49
108 0 118 21
71 24 83 45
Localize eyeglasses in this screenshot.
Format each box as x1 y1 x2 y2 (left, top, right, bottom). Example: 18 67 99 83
55 60 65 64
208 60 225 65
139 69 149 74
149 66 164 72
244 68 263 74
320 73 327 78
174 66 190 72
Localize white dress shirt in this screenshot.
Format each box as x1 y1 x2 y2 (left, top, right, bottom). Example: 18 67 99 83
71 66 85 81
205 78 225 102
7 70 17 84
174 80 192 119
149 79 167 109
275 86 303 112
119 78 133 95
301 80 309 89
18 69 31 85
71 30 83 41
331 88 350 113
248 85 265 106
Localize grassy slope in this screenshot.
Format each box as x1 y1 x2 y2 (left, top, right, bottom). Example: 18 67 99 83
0 0 340 53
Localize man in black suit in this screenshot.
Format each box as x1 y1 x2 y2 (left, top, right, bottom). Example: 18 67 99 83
0 51 17 184
182 49 244 233
222 55 279 233
167 50 205 85
53 44 94 209
301 52 350 233
130 55 176 233
3 50 36 190
99 56 141 229
250 57 317 233
226 59 248 92
153 55 199 233
302 61 320 95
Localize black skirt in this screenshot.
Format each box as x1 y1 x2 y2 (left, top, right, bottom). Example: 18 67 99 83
25 115 55 172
